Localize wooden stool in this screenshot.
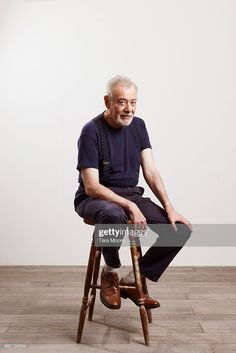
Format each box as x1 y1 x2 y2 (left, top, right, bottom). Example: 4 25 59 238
76 219 153 346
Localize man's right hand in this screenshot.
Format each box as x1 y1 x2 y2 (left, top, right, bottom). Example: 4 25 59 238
127 201 147 231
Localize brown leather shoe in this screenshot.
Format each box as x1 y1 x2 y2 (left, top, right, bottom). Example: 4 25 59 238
100 270 121 309
119 278 160 309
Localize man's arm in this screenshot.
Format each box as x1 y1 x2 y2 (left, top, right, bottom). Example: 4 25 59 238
81 167 147 227
141 148 192 231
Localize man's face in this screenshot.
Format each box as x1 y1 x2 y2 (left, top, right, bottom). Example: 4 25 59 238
104 84 137 128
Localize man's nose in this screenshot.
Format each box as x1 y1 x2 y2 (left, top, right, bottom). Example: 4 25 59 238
124 102 132 112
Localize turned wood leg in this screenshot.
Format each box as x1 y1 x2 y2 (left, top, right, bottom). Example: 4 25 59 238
88 245 101 321
137 245 153 324
129 235 150 346
76 241 96 343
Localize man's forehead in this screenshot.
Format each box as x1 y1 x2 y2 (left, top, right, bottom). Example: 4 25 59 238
111 84 137 98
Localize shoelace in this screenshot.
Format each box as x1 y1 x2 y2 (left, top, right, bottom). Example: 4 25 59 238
105 272 119 291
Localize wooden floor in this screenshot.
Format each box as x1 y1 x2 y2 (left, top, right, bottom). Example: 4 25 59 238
0 266 236 353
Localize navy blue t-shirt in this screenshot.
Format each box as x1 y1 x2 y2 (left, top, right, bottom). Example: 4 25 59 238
74 112 152 208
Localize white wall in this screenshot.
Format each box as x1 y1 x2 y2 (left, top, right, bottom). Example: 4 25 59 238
0 0 235 265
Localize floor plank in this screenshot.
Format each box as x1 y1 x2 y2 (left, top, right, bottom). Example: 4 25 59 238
0 265 235 352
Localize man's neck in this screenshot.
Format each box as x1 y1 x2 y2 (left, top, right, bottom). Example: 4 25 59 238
103 110 121 129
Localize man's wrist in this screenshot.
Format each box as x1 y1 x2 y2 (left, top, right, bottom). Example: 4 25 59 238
124 200 134 212
163 202 173 212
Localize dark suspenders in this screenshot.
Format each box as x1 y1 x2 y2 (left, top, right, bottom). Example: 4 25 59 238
93 115 143 184
93 115 111 185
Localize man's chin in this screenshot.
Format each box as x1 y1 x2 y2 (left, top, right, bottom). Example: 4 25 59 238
118 116 133 127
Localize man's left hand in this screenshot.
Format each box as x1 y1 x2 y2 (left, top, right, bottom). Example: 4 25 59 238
165 207 192 232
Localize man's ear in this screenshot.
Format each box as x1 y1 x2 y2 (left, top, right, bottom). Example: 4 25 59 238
104 95 111 109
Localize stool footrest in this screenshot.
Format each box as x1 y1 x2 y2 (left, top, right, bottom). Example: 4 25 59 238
90 284 101 289
119 285 136 289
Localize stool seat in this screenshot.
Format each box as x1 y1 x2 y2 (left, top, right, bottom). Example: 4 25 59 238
76 218 153 346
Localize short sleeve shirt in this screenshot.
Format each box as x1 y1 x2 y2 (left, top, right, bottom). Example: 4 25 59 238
74 112 151 207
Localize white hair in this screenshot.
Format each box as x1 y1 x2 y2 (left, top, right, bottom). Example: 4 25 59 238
106 75 137 98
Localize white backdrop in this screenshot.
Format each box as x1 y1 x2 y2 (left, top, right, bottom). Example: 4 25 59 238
0 0 235 265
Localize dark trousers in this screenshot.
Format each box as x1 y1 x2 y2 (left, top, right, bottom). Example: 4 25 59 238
75 186 191 282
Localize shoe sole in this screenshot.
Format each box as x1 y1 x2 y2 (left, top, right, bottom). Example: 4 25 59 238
120 290 160 309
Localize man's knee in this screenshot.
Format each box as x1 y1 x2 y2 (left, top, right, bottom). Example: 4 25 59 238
98 202 128 224
175 222 192 245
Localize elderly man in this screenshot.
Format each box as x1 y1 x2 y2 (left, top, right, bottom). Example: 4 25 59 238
74 75 192 310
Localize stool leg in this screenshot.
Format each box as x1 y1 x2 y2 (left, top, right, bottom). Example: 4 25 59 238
141 276 153 324
76 242 96 343
130 238 150 346
137 246 152 324
139 305 150 346
88 247 101 321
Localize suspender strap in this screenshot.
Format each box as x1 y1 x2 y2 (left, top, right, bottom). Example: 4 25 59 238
93 115 111 185
130 119 143 151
